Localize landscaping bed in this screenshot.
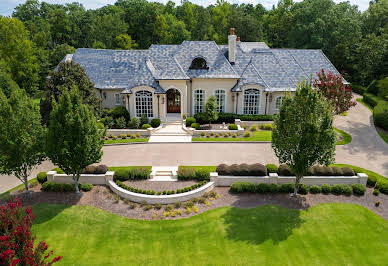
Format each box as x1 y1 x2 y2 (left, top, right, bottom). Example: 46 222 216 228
122 180 199 192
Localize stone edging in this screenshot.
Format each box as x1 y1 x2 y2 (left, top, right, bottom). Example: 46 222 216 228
108 180 215 204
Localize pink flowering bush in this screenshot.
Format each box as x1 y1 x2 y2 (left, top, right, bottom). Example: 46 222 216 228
0 198 62 265
313 69 356 115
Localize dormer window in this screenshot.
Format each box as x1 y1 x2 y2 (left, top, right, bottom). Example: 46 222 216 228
190 57 208 70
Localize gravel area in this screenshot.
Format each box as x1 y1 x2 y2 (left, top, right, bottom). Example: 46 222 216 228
2 185 387 221
123 180 199 191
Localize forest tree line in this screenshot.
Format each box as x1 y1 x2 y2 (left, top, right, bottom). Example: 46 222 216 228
0 0 387 96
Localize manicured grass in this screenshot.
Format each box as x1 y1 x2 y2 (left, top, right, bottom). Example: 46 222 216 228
32 203 388 265
378 131 388 144
334 128 352 145
108 166 152 171
104 138 148 144
179 165 217 172
192 130 272 142
331 163 388 184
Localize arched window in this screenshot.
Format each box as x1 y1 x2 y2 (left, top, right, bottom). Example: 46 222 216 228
243 89 261 115
275 96 284 113
190 57 208 70
193 90 205 114
135 90 153 118
215 90 226 113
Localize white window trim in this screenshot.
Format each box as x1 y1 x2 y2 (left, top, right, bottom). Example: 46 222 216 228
242 88 261 115
214 89 226 113
134 90 154 118
114 93 121 105
275 96 284 113
192 89 206 115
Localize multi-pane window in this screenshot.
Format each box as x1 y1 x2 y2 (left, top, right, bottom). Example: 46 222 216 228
115 93 121 105
135 90 153 118
243 89 261 115
275 96 284 113
193 90 205 114
215 90 226 113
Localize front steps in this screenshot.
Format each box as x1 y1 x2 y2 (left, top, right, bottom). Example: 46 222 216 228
148 117 192 143
149 166 178 181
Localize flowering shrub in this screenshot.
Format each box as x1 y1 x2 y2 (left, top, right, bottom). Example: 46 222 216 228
0 198 62 265
314 69 356 115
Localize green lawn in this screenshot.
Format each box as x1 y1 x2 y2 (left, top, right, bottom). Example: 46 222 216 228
32 203 388 265
104 138 148 144
334 128 352 145
193 130 272 142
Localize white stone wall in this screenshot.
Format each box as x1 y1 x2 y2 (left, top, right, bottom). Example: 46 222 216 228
211 172 368 187
109 180 215 204
46 171 115 185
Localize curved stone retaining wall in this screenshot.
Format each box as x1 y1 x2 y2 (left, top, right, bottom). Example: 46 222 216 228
108 180 215 204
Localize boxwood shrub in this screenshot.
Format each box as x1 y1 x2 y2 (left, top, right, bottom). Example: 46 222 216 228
321 184 332 194
373 101 388 130
37 172 47 184
230 182 256 193
186 117 196 127
216 163 267 176
141 123 151 129
114 167 151 181
278 164 293 176
265 164 278 173
363 93 380 107
309 185 322 194
367 175 377 187
116 180 208 195
177 167 210 181
298 184 309 195
41 182 93 192
228 124 238 130
191 123 200 130
352 184 366 196
376 182 388 194
151 118 161 128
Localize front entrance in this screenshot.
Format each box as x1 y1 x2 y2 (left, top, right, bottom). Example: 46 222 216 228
166 89 181 113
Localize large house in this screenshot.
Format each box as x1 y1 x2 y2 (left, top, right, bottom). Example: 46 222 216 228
62 28 342 121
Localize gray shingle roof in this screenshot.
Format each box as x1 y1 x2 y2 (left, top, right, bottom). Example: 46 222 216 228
67 41 342 94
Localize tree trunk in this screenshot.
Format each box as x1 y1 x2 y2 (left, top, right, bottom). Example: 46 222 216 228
23 176 29 193
293 175 301 197
73 173 80 194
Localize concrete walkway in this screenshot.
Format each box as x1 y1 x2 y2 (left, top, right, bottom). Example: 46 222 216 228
1 94 387 193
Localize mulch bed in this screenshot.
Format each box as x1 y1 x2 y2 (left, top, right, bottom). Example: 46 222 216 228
2 185 387 221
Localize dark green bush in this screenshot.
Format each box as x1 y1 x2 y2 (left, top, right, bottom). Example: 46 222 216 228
256 183 270 193
298 184 309 195
109 106 130 121
352 184 366 196
373 101 388 130
278 164 293 176
80 183 93 192
367 175 377 187
331 184 352 195
321 184 331 194
37 172 47 184
41 181 89 192
268 183 279 193
195 169 210 181
363 93 380 107
114 169 130 181
309 185 322 194
194 112 273 124
216 164 231 175
366 80 379 95
115 117 126 129
141 123 151 129
177 167 209 181
265 164 278 173
140 115 148 126
128 117 140 129
191 123 200 130
341 167 355 176
230 182 256 193
331 184 343 195
376 182 388 194
151 118 161 128
279 183 294 193
186 117 196 127
228 124 238 130
342 185 353 196
249 163 267 176
351 84 366 95
373 189 380 196
41 181 53 191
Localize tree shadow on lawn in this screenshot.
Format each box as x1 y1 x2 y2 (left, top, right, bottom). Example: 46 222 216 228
221 203 305 245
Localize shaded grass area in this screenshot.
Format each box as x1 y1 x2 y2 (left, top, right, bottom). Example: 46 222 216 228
104 138 148 144
192 130 272 142
334 128 352 145
356 98 388 144
32 203 388 265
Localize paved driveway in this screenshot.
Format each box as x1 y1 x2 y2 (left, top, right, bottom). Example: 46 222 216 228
1 95 387 193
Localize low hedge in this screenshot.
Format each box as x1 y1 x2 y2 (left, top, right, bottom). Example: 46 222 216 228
42 181 93 192
230 182 362 196
373 101 388 130
114 167 151 181
194 112 273 124
216 163 267 176
177 167 210 181
115 180 208 195
37 172 47 184
363 93 381 107
277 165 355 177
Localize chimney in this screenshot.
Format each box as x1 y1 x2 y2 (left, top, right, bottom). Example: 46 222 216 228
228 28 236 64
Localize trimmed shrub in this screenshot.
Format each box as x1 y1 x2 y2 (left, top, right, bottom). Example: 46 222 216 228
140 115 148 126
80 183 93 192
256 183 270 193
230 182 255 193
367 175 377 187
186 117 196 127
352 184 366 196
228 124 238 130
341 167 355 176
266 164 278 173
260 123 273 130
42 181 92 192
279 183 294 193
331 184 352 195
109 106 130 121
119 134 127 139
278 164 293 176
298 184 309 195
216 164 230 175
268 183 279 193
114 169 130 181
37 172 47 184
141 124 151 129
244 131 251 137
191 123 200 130
309 185 322 194
82 165 96 174
236 163 250 176
311 165 325 176
128 117 140 129
250 125 257 131
342 185 353 196
151 118 161 128
331 166 343 176
376 182 388 194
321 184 331 194
373 101 388 130
94 164 108 174
195 168 210 181
249 163 267 176
373 189 380 196
363 93 380 107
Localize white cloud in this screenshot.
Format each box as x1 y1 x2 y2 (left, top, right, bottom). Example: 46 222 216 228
0 0 370 17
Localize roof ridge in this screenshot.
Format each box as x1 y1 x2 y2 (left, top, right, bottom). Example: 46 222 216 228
249 59 269 88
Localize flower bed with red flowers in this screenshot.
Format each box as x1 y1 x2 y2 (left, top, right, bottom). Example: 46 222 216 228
0 198 62 265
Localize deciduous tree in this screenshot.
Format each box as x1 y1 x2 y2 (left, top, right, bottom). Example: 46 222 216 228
205 95 218 126
272 80 336 196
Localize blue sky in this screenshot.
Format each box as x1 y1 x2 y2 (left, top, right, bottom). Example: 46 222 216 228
0 0 371 17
